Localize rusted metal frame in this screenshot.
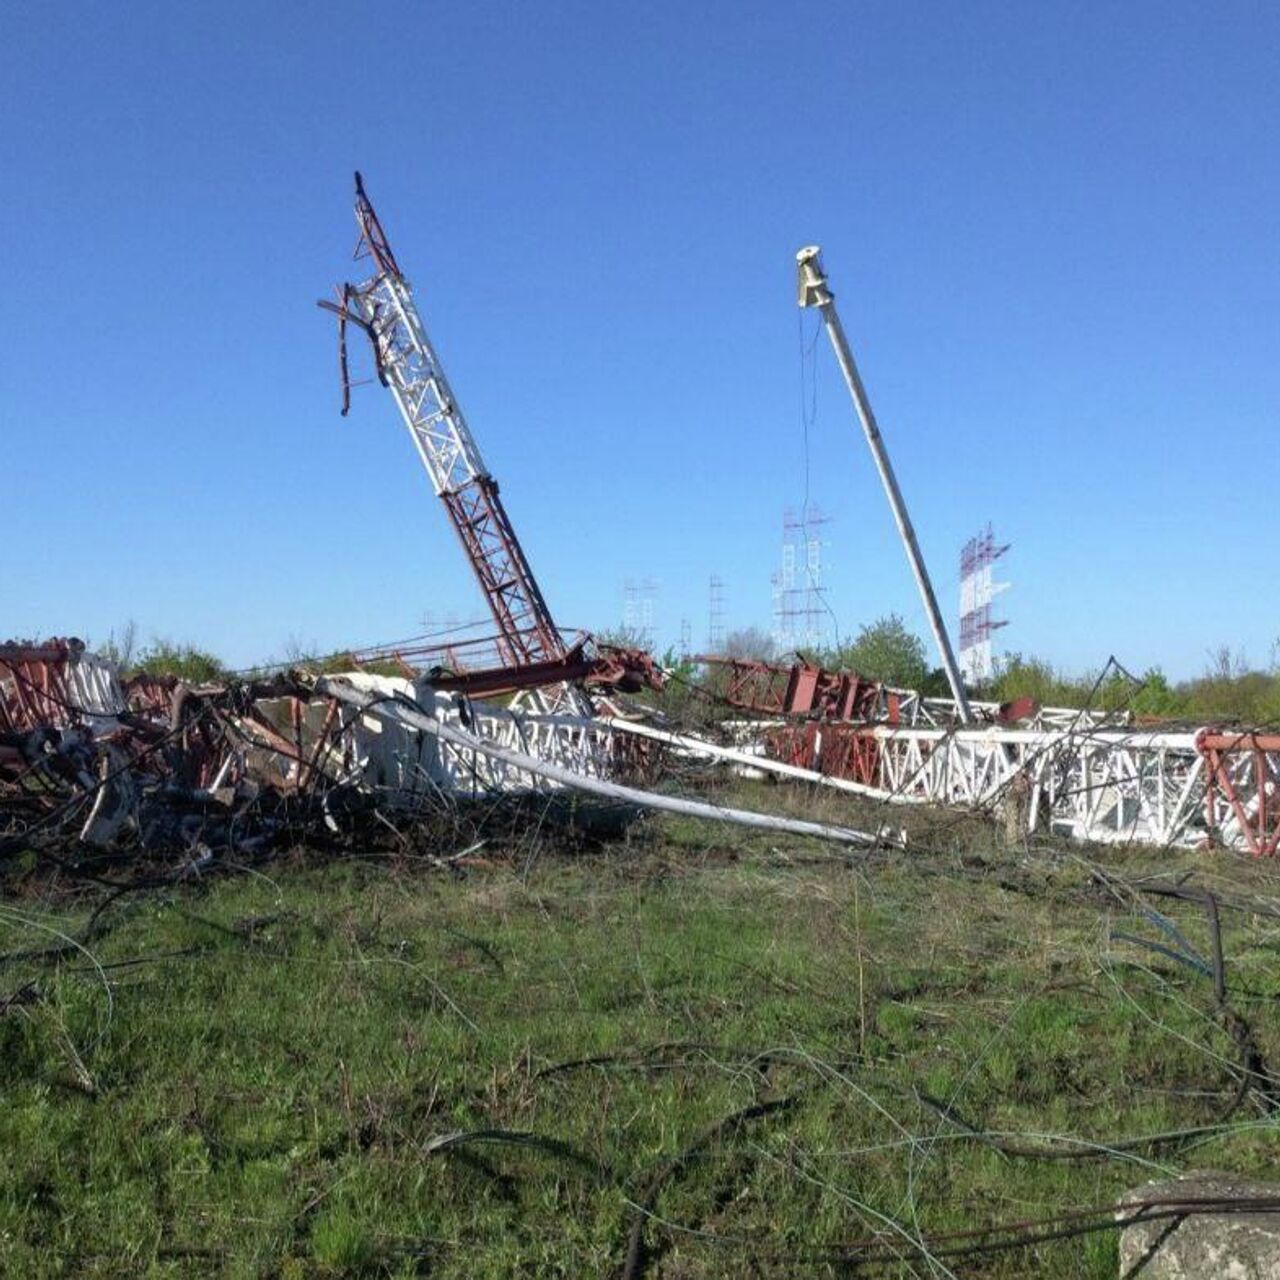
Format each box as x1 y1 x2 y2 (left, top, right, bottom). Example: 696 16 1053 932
238 704 312 787
318 286 388 417
817 725 882 787
762 722 882 787
698 656 790 715
170 688 233 789
590 645 664 694
3 644 132 746
297 696 341 792
123 673 175 718
784 663 821 714
1198 731 1280 857
0 651 68 733
440 476 564 667
426 643 592 697
422 643 660 699
764 723 817 769
700 654 891 725
353 170 401 278
212 680 344 793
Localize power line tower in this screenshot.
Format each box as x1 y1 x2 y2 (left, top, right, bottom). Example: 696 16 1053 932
678 617 692 659
623 578 638 634
772 505 831 655
707 575 725 652
623 577 657 649
640 577 658 652
958 523 1011 685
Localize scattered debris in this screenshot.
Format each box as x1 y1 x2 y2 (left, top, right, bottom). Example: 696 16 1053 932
0 636 894 868
5 180 1276 871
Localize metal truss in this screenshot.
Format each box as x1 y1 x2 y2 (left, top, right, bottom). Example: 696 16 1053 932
238 666 1277 858
300 674 612 808
323 174 563 669
900 696 1120 732
701 653 1119 733
11 639 1273 860
1 639 125 735
761 719 1280 855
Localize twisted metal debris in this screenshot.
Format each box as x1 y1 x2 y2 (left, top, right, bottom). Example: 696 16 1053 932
0 638 890 866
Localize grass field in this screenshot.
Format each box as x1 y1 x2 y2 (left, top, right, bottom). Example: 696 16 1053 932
2 784 1278 1277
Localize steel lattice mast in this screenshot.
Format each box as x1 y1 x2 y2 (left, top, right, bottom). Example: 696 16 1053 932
322 173 565 669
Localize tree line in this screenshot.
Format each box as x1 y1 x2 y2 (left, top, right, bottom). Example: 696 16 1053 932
97 614 1280 726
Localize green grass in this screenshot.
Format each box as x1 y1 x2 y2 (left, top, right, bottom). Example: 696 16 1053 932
2 788 1279 1277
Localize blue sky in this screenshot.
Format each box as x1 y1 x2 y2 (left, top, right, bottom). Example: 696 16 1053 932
2 2 1276 679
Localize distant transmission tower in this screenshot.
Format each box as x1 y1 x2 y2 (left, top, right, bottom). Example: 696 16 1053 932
623 577 638 634
958 524 1010 684
623 577 658 648
679 617 692 659
708 575 725 651
640 576 658 651
772 505 831 655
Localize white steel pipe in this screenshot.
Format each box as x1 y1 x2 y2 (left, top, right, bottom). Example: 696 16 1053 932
599 715 921 806
319 680 884 847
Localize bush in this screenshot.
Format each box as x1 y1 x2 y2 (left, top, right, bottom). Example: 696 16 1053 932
722 627 776 661
829 614 928 689
987 650 1280 724
132 639 226 684
987 653 1072 707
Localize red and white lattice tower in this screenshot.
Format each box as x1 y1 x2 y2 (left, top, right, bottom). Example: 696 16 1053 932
772 506 831 655
958 524 1010 684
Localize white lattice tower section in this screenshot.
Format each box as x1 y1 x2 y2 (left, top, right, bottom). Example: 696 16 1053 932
959 523 1010 683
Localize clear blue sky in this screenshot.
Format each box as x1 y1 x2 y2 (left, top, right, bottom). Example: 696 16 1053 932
2 2 1276 679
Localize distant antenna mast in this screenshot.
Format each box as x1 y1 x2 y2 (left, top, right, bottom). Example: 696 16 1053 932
773 505 830 655
624 576 657 649
623 578 638 634
959 524 1010 684
708 575 725 651
796 246 972 723
640 577 658 652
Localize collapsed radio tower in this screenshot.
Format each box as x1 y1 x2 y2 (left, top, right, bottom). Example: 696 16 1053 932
319 173 564 671
959 524 1011 684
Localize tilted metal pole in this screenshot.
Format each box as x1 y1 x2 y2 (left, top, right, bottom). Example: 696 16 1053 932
318 679 883 847
796 246 973 723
